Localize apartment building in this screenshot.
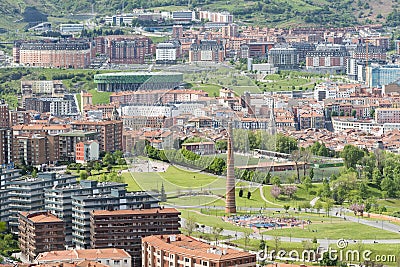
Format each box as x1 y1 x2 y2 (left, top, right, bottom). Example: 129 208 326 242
189 40 225 63
1 172 76 233
58 130 98 162
71 120 123 152
45 180 126 246
142 234 256 267
75 140 100 163
14 40 93 68
0 128 12 165
19 211 65 262
72 189 160 249
36 248 132 267
268 47 299 70
375 108 400 124
90 208 181 266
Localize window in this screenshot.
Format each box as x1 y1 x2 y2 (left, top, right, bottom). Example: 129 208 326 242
185 258 189 263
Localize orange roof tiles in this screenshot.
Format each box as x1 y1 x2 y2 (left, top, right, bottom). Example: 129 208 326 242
143 234 254 261
20 211 63 223
36 248 131 262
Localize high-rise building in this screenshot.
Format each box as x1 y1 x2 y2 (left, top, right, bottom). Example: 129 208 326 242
0 100 9 128
368 65 400 88
1 172 77 233
72 188 160 249
90 208 180 266
45 179 127 246
268 47 299 70
0 128 12 166
71 120 123 152
19 211 65 262
305 44 349 74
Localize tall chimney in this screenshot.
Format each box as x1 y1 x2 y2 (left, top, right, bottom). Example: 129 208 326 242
225 122 236 213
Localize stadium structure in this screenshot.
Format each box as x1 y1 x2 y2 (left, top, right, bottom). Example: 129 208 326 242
94 72 183 92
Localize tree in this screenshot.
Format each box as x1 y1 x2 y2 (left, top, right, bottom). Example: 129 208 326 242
211 227 223 244
283 205 290 212
160 183 167 202
103 152 115 166
215 140 228 151
272 235 281 259
290 150 303 183
275 134 298 154
0 221 6 233
271 176 281 186
247 191 251 199
324 199 334 217
184 216 197 236
381 177 396 198
302 176 312 192
309 168 314 180
79 171 88 180
301 149 312 177
271 185 281 199
94 162 102 174
31 169 37 178
239 189 244 197
243 231 251 251
282 185 298 198
315 201 323 215
340 144 365 169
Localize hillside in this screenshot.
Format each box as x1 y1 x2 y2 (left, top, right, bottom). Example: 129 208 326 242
0 0 398 32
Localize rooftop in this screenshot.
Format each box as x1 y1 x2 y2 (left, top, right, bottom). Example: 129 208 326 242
143 234 254 261
20 211 63 223
36 248 131 262
91 208 179 216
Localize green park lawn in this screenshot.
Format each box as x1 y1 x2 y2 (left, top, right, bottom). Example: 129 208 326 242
232 238 319 253
179 209 251 233
128 165 226 193
263 184 324 208
192 84 222 96
268 221 400 240
329 243 400 266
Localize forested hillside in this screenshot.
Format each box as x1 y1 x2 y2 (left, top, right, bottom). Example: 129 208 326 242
0 0 399 31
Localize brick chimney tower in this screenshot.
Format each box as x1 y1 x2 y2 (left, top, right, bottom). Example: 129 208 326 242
225 122 236 213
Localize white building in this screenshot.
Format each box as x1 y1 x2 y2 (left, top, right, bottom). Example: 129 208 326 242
59 24 84 33
121 105 173 117
156 43 177 64
76 140 99 164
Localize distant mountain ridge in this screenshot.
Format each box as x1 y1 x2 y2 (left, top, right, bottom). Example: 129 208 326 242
0 0 398 31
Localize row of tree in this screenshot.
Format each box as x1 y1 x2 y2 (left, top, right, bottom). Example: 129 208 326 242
145 145 226 175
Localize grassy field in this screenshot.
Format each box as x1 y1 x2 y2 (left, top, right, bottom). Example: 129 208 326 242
179 209 252 233
263 183 324 208
129 165 225 193
377 199 400 213
192 84 222 97
259 72 329 91
76 89 113 110
329 243 400 266
183 66 261 95
232 238 319 253
267 221 400 240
